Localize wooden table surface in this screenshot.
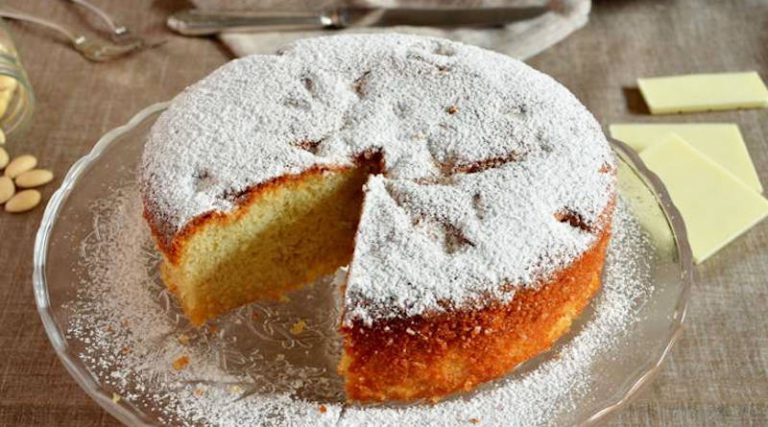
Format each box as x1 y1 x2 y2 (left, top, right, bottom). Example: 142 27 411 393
1 0 766 425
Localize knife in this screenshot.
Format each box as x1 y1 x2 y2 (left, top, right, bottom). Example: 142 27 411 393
166 6 550 36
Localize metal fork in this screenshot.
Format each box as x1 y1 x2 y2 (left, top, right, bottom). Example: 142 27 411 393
67 0 160 47
0 9 142 62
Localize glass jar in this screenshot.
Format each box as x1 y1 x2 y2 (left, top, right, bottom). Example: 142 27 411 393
0 18 34 141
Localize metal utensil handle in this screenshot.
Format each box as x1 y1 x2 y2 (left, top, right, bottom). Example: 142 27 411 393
0 9 79 43
166 9 345 36
68 0 128 35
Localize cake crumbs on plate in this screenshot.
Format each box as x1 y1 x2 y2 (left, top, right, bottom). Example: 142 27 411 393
172 355 189 371
177 334 190 346
290 319 307 335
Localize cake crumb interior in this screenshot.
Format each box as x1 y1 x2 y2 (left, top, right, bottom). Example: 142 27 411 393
163 165 376 326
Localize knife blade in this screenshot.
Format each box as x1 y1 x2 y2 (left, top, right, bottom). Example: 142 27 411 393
167 6 550 36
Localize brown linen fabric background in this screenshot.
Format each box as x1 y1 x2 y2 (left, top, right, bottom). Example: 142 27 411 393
0 0 766 425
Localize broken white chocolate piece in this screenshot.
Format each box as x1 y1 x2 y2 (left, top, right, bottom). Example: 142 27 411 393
637 72 768 114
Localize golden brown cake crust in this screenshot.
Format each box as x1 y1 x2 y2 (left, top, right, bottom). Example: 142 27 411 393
339 209 613 402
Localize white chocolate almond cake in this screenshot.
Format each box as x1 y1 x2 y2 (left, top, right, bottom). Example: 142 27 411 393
140 34 616 402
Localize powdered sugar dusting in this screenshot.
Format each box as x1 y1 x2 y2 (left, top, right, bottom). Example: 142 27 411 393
66 187 652 426
340 201 653 425
140 34 615 324
67 189 343 426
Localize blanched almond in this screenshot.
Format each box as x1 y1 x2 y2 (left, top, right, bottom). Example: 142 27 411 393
0 175 13 204
0 75 17 91
0 89 14 119
4 154 36 178
5 189 40 213
15 169 53 188
0 146 8 168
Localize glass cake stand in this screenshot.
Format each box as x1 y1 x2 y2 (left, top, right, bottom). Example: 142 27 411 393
33 102 693 426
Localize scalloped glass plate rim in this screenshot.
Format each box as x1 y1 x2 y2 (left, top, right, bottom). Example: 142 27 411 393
32 101 694 426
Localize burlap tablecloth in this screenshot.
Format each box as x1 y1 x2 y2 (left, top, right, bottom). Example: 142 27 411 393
0 0 765 425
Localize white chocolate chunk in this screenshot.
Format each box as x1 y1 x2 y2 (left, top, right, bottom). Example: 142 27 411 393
609 123 763 192
639 134 768 263
637 72 768 114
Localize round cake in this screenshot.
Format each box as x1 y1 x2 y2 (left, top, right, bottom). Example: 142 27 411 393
140 34 616 402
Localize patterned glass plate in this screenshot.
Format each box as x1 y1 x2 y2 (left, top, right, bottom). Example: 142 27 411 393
33 102 692 426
